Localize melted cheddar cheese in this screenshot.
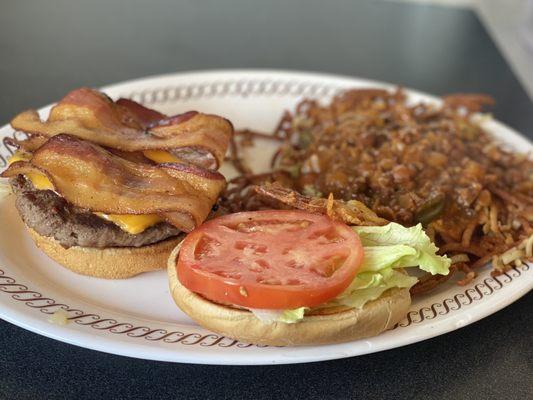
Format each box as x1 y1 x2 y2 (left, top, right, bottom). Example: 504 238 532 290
95 213 163 235
8 151 163 234
8 151 54 191
25 172 55 191
143 149 181 163
8 151 32 164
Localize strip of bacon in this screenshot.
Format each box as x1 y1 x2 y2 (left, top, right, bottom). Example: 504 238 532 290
4 136 47 152
115 98 166 126
10 88 232 169
1 134 226 232
253 183 388 226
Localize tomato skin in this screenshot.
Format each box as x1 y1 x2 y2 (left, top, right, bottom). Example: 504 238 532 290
177 210 364 309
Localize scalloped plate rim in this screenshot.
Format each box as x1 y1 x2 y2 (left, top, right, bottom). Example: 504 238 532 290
0 69 531 365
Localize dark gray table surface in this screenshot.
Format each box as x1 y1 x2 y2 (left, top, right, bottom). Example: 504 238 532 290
0 1 532 399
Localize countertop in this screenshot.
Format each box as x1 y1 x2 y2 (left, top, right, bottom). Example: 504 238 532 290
0 1 531 399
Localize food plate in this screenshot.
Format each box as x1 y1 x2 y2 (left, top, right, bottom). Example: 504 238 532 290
0 70 531 365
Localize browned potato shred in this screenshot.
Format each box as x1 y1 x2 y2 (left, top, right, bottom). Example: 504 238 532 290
220 88 533 293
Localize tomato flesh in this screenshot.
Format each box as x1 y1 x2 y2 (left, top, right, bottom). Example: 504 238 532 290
176 210 364 309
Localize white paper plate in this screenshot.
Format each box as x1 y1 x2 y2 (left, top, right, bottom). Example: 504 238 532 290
0 70 531 365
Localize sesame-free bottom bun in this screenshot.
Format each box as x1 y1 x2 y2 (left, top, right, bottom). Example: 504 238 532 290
167 248 411 346
28 227 184 279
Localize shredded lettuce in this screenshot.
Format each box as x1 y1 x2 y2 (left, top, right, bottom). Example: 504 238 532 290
356 245 417 272
353 223 450 275
278 307 307 324
249 222 451 324
249 307 307 324
335 268 418 309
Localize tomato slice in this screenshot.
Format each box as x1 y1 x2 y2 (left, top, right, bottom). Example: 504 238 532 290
176 210 364 309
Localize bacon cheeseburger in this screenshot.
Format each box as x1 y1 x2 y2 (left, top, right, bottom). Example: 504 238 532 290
2 88 232 278
168 210 451 346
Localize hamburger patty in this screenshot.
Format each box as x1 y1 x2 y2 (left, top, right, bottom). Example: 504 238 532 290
11 176 181 248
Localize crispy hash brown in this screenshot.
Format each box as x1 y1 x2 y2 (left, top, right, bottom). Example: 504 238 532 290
221 88 533 292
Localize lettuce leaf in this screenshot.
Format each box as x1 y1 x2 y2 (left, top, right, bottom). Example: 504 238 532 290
353 223 451 275
335 268 418 309
356 245 417 272
278 307 308 324
249 222 450 324
249 307 308 324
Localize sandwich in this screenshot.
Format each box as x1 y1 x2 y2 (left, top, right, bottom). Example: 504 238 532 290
167 203 451 346
1 88 232 278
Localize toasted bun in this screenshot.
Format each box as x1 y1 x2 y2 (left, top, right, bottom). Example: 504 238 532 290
167 246 411 346
28 227 184 279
